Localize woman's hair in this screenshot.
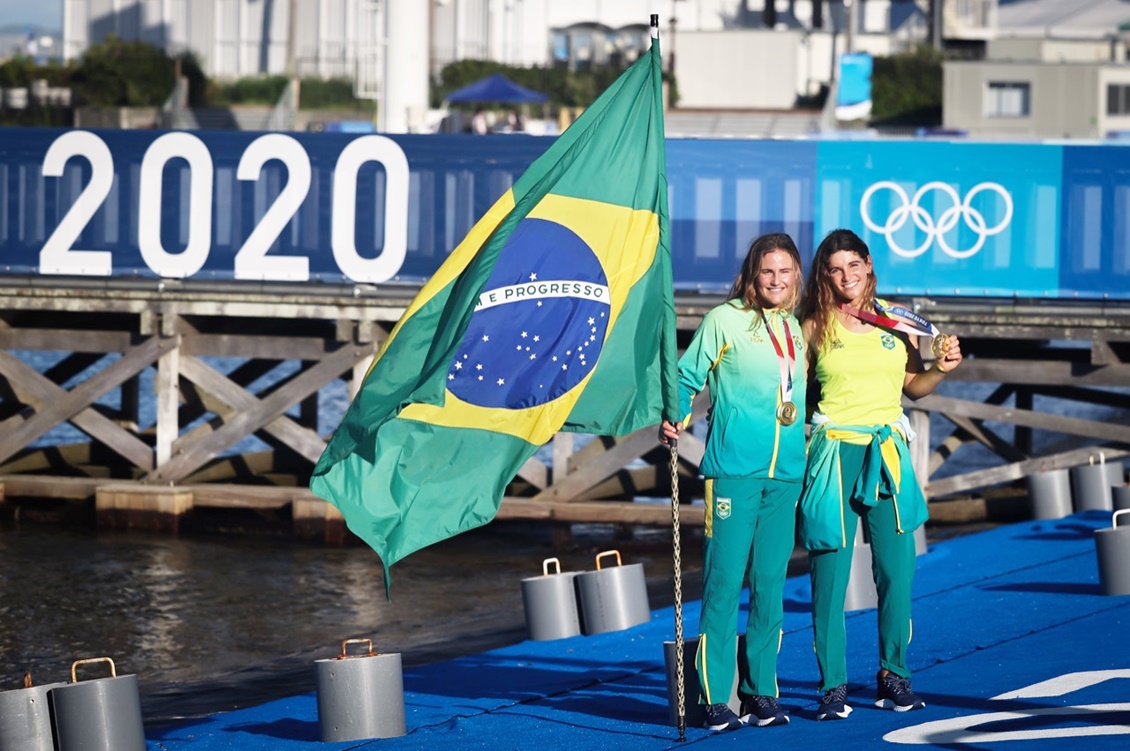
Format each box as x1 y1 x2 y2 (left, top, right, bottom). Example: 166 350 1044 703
728 232 803 317
799 228 877 353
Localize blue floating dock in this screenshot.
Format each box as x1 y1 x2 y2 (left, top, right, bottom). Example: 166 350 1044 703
148 512 1130 749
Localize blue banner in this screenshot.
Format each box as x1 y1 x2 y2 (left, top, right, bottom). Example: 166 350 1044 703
817 141 1064 298
836 52 873 121
1 127 1128 299
1060 145 1130 298
667 139 818 289
0 128 551 284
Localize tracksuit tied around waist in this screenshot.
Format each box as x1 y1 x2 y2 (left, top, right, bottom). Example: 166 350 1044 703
798 313 929 692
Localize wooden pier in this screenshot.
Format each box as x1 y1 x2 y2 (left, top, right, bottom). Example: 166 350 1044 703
0 280 1126 540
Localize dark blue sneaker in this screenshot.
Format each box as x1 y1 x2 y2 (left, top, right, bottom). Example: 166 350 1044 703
875 672 926 711
816 684 852 721
740 695 789 727
702 702 744 732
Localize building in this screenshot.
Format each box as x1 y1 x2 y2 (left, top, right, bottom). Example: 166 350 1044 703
61 0 387 83
60 1 943 121
944 57 1130 139
942 0 1130 139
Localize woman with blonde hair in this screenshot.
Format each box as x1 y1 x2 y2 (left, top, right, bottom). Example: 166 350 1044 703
660 232 806 732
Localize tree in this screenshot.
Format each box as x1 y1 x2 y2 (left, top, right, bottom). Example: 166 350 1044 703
871 45 943 126
70 36 178 107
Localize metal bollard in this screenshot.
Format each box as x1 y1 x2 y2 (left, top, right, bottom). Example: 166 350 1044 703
662 635 742 727
844 525 878 612
521 557 582 641
0 673 67 751
1028 467 1073 519
1071 453 1123 512
49 657 146 751
315 638 406 742
1113 485 1130 513
1095 509 1130 596
574 550 651 635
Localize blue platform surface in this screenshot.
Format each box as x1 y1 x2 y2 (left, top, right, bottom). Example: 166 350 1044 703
147 512 1130 750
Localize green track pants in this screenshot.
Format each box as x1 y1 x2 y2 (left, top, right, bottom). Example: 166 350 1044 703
808 442 917 692
695 476 800 703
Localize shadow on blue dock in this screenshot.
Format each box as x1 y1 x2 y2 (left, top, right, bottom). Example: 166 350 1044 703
146 511 1130 749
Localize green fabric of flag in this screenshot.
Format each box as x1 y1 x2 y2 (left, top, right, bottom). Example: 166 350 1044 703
310 32 679 590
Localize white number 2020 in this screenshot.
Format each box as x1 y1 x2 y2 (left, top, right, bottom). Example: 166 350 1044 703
39 130 410 283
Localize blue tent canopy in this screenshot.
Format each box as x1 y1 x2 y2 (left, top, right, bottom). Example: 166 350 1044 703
445 74 548 104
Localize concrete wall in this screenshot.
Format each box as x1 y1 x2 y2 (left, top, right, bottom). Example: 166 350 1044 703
1096 66 1130 136
674 28 894 110
988 37 1118 63
943 61 1109 139
674 29 800 109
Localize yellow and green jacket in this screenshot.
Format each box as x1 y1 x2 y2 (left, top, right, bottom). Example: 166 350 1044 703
677 299 805 481
797 419 929 550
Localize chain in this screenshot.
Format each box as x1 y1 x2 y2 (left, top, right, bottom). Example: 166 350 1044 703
669 441 686 741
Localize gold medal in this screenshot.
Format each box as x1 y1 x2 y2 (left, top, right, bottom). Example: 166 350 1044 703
931 333 949 360
777 402 798 426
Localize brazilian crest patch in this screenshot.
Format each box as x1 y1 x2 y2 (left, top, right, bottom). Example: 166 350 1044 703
881 333 896 350
715 497 732 520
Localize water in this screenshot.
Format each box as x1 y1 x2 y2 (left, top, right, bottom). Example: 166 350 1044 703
0 518 701 726
4 354 1127 728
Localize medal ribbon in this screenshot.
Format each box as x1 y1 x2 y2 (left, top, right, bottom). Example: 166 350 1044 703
874 301 940 338
838 302 938 339
766 314 796 405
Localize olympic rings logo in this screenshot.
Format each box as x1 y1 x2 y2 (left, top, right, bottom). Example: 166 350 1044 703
859 181 1014 259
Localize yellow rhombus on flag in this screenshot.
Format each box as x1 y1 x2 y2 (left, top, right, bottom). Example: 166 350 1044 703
310 26 679 592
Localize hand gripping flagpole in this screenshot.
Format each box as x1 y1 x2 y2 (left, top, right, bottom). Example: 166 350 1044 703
668 437 687 741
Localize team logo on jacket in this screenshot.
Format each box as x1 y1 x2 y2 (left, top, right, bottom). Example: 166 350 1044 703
715 497 732 520
881 333 897 350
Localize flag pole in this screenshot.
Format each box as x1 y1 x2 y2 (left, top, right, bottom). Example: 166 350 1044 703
651 11 686 741
669 439 686 741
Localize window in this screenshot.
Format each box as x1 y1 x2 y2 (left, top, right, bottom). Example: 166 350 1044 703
986 82 1030 118
1108 83 1130 115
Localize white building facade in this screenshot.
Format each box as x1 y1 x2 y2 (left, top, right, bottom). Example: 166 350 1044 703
62 0 387 83
65 1 1016 121
941 0 1130 138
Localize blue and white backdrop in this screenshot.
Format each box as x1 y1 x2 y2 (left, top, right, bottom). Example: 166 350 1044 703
1 128 1127 299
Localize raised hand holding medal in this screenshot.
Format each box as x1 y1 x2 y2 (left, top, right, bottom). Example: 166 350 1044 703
838 300 961 372
930 332 950 360
930 332 963 374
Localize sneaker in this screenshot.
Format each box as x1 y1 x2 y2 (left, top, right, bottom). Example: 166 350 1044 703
875 671 926 712
816 684 853 721
702 702 744 732
740 695 789 727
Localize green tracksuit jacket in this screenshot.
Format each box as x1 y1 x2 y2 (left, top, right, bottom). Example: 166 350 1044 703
678 299 806 702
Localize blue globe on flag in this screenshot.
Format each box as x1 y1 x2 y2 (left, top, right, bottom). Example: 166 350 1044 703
447 218 610 410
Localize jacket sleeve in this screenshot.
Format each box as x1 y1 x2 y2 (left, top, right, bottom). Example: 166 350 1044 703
676 309 727 426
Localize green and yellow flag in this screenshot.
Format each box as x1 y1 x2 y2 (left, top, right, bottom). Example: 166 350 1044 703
310 29 678 586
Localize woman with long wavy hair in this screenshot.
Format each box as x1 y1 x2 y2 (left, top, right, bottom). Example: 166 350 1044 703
660 232 806 732
797 228 963 721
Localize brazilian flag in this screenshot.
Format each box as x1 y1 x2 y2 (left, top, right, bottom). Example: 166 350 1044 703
310 29 679 588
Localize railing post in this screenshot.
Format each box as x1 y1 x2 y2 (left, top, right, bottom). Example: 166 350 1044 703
155 317 181 469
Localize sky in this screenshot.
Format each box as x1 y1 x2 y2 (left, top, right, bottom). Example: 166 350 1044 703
0 0 61 30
